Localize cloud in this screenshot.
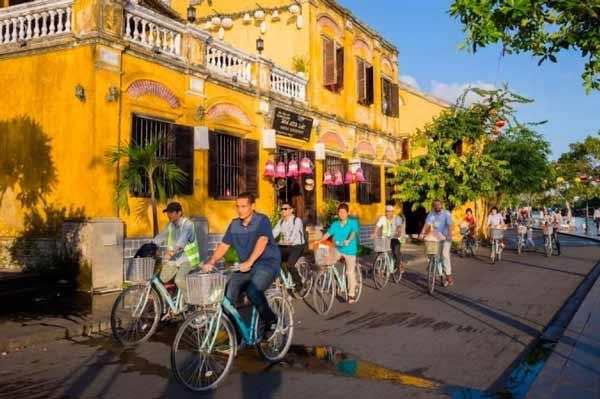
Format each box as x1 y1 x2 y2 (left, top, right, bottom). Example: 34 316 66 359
429 80 496 106
399 75 420 89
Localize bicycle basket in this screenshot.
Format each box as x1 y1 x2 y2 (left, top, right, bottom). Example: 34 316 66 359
373 237 392 253
459 226 470 235
424 240 442 256
186 272 227 306
314 245 337 266
543 225 553 236
125 258 155 283
517 225 527 235
490 228 504 240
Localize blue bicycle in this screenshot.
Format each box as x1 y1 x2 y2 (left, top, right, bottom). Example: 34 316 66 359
171 266 294 392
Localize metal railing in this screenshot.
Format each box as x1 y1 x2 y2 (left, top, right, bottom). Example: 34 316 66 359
206 39 253 83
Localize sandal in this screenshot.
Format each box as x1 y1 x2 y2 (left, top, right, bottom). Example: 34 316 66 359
347 296 357 304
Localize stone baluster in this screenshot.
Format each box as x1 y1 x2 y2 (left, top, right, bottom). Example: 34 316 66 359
41 12 48 36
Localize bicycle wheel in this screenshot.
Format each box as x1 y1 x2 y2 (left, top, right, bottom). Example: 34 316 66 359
392 255 404 284
372 254 389 289
491 241 497 264
545 237 552 257
257 293 294 363
353 263 364 302
171 311 236 392
427 256 437 295
111 284 160 346
460 239 467 258
293 257 313 300
312 269 336 316
517 237 523 254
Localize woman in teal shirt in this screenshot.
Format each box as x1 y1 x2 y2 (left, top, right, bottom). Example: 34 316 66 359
320 203 360 303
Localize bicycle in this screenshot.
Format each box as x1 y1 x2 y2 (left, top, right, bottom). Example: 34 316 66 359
372 237 404 289
424 240 448 295
111 257 191 346
516 224 527 254
275 256 314 300
543 225 557 257
459 227 475 257
171 265 294 392
489 227 504 264
311 245 363 316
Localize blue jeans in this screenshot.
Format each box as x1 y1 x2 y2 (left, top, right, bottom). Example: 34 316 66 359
225 265 278 323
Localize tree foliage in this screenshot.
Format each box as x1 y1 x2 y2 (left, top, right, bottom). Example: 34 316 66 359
450 0 600 93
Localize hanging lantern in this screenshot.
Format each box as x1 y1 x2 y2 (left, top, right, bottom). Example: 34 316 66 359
580 174 589 183
289 4 300 15
243 13 251 24
221 17 233 29
495 119 506 128
260 20 267 34
296 14 303 29
493 125 501 136
254 10 265 20
344 170 354 184
333 170 343 186
287 159 299 177
218 27 225 39
323 171 334 186
299 157 313 175
275 161 286 178
271 10 280 21
354 168 366 183
263 160 275 177
211 16 221 27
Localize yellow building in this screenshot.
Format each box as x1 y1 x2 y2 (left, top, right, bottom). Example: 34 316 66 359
0 0 448 270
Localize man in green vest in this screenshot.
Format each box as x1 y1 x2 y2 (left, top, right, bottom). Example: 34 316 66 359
152 202 200 303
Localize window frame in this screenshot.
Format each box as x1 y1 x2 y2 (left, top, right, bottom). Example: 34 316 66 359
323 155 350 202
356 57 374 106
322 35 344 93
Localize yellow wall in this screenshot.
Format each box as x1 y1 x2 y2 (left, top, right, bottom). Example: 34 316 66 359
398 87 448 136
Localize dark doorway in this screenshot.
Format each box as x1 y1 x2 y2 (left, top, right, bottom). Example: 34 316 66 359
276 147 316 226
404 202 427 235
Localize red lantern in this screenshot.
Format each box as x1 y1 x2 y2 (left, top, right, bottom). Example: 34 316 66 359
580 174 589 183
344 170 354 184
323 171 334 186
354 168 366 183
263 160 275 177
299 157 313 175
333 170 343 186
275 161 286 178
495 119 506 128
287 159 299 177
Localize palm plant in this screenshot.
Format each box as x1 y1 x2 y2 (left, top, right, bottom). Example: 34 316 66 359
106 139 187 236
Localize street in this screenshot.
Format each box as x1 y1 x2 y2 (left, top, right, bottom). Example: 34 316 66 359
1 233 598 399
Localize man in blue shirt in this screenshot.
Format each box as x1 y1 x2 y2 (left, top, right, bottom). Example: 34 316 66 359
419 199 455 286
319 203 360 303
202 192 281 337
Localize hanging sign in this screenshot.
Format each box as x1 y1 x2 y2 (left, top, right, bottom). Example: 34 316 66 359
272 107 313 141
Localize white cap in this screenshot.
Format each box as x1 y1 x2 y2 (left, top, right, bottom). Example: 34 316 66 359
385 205 394 212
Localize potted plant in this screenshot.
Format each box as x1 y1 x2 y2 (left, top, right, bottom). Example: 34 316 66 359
292 55 309 79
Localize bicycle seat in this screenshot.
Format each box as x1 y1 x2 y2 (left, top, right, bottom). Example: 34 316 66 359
164 282 177 291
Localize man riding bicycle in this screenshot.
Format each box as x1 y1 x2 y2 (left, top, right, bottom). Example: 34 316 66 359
201 192 281 338
372 205 404 274
272 201 306 291
152 202 200 304
419 200 454 286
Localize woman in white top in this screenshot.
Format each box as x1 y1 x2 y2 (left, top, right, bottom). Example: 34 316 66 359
487 206 505 247
272 201 305 289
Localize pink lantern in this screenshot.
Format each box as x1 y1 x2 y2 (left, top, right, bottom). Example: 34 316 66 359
299 157 313 175
333 170 343 186
275 161 287 178
323 171 334 186
344 170 354 184
287 159 299 177
263 160 275 177
354 168 366 183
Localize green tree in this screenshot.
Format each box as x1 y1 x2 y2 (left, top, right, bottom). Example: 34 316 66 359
106 139 187 236
450 1 600 93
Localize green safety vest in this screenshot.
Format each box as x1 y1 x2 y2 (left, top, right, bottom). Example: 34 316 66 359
381 217 394 237
167 218 200 267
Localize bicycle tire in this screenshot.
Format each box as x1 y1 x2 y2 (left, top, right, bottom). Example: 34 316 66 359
392 256 404 284
545 237 552 257
372 254 389 289
312 269 336 316
111 284 160 346
354 263 363 302
427 256 436 295
491 241 496 264
293 257 313 300
460 240 466 258
171 311 236 392
256 293 294 363
517 238 523 255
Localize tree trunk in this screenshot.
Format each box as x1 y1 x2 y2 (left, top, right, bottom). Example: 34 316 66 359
149 172 159 237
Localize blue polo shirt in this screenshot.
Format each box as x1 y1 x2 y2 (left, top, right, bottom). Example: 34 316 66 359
327 218 360 256
222 212 281 273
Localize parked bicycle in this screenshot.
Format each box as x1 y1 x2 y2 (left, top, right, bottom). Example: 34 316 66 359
311 244 363 315
171 265 294 392
372 237 404 289
459 226 475 257
516 224 527 254
489 227 504 264
111 257 190 346
424 240 448 295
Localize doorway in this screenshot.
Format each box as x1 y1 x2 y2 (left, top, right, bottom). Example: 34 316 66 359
403 202 427 235
276 146 316 226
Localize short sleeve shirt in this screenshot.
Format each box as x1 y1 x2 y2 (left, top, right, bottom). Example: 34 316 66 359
327 218 360 256
487 214 504 226
222 212 281 273
425 210 452 238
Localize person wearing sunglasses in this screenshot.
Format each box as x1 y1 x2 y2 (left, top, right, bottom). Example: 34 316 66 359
273 201 306 290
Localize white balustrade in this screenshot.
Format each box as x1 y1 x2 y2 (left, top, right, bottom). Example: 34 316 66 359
0 0 72 45
270 66 307 102
124 3 184 58
205 40 253 83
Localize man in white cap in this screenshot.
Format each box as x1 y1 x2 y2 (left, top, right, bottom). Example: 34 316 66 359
372 205 404 273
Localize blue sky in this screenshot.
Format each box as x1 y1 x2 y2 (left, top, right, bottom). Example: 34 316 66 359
338 0 599 159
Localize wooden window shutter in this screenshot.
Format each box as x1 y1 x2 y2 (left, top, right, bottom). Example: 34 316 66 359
391 83 400 117
173 125 194 195
335 45 344 91
243 139 259 197
371 165 381 203
323 37 335 87
366 65 374 105
357 59 366 103
381 77 387 113
208 133 219 197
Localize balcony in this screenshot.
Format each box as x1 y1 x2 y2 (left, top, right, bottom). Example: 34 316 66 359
270 66 307 102
0 0 73 45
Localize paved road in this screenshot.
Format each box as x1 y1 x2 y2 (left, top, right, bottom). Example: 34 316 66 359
0 233 598 399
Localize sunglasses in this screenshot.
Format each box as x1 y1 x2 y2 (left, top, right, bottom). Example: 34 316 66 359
281 207 291 211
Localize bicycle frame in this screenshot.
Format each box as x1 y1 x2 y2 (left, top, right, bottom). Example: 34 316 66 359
279 269 294 290
148 276 184 315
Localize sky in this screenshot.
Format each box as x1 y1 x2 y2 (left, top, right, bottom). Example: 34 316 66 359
338 0 600 159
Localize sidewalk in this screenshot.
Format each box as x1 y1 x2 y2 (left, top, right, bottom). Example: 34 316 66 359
526 266 600 398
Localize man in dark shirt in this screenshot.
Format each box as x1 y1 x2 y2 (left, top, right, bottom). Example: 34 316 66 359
201 192 281 336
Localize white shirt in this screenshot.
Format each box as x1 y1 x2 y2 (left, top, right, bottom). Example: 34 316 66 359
594 209 600 219
487 214 504 227
376 216 397 238
273 216 305 245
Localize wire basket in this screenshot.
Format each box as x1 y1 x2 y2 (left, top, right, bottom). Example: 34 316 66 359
543 225 554 236
459 226 470 235
186 272 227 306
373 237 392 253
314 245 337 266
490 228 504 240
517 225 528 235
424 240 442 256
125 257 155 283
